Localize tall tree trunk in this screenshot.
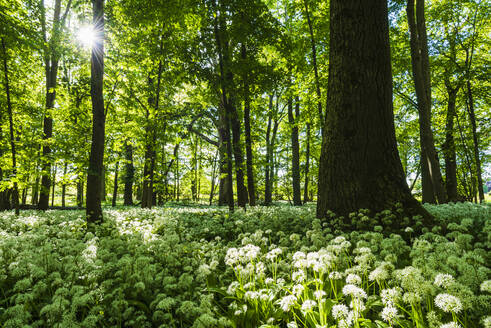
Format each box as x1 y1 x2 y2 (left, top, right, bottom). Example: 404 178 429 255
86 0 105 223
77 174 84 207
303 122 311 203
317 0 431 221
288 96 301 205
442 81 459 202
112 161 118 207
264 95 273 205
303 0 324 128
209 150 219 205
61 161 67 207
51 165 56 206
229 97 248 208
1 36 19 214
466 81 484 203
32 176 40 205
241 44 256 206
407 0 447 204
123 141 134 205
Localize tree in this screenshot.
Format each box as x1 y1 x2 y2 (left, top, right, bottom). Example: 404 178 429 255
288 96 301 205
317 0 429 220
86 0 105 223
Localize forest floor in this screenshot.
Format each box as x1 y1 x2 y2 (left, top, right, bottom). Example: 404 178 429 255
0 202 489 327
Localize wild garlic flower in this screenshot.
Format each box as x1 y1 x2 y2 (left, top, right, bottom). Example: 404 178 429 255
482 316 491 328
329 271 343 280
287 322 298 328
241 244 261 261
403 292 421 305
381 288 401 306
439 323 462 328
227 281 239 295
266 248 282 261
279 295 297 312
346 274 362 285
369 267 389 281
480 280 491 293
265 277 274 285
332 304 349 319
301 300 317 312
435 293 462 313
381 306 398 322
292 284 304 296
342 284 367 299
434 273 455 288
314 290 326 299
244 291 259 301
292 270 306 283
225 248 239 266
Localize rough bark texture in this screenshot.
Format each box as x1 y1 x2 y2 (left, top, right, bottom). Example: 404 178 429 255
123 141 134 205
86 0 105 223
466 81 484 203
407 0 447 204
316 0 430 220
288 96 301 205
442 80 459 202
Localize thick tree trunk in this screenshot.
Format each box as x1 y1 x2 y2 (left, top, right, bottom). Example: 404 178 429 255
442 82 459 202
241 44 256 206
407 0 447 204
288 96 302 205
466 81 484 203
123 141 134 205
86 0 105 223
112 161 118 207
317 0 430 221
1 36 19 215
303 122 311 203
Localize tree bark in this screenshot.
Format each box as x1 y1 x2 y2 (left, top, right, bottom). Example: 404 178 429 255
288 96 302 205
123 141 134 205
61 161 67 207
86 0 105 223
1 36 19 214
241 44 256 206
264 95 273 205
303 122 311 203
317 0 431 221
51 165 56 206
112 161 118 207
466 81 484 203
442 80 459 202
407 0 447 204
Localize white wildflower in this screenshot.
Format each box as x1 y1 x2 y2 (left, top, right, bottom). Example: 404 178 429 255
435 293 462 313
381 306 398 322
292 284 304 296
369 267 389 281
227 281 239 295
301 300 317 312
439 323 462 328
314 290 326 299
292 270 306 283
381 288 401 306
342 284 367 299
287 322 298 328
279 295 297 312
480 280 491 293
346 274 361 285
329 271 343 280
332 304 349 320
266 248 282 261
434 273 455 288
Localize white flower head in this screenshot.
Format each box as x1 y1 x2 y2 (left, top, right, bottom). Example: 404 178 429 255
439 323 462 328
329 271 343 280
287 322 298 328
434 273 455 288
292 270 306 283
369 267 389 281
301 300 317 312
346 274 361 285
279 295 297 312
381 306 398 322
435 293 462 313
314 290 326 299
332 304 349 320
381 288 401 306
342 284 367 299
480 280 491 293
292 284 304 296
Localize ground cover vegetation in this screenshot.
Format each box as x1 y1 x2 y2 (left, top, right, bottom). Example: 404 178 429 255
0 203 489 327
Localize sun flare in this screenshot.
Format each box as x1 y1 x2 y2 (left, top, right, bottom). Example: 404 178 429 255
77 26 96 48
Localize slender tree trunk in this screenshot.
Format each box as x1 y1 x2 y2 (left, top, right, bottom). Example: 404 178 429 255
123 141 134 205
241 44 256 206
77 174 84 207
61 161 67 207
264 96 273 205
303 0 324 127
51 164 56 206
442 81 459 202
1 36 19 214
303 122 311 203
229 97 248 208
288 96 302 205
209 150 219 205
466 81 484 203
317 0 431 221
112 161 118 207
407 0 447 204
86 0 105 223
32 176 40 205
